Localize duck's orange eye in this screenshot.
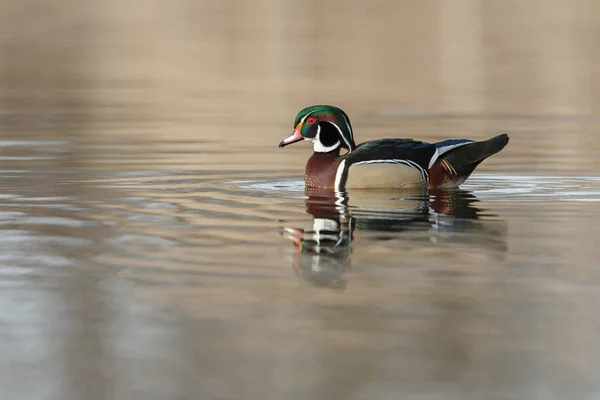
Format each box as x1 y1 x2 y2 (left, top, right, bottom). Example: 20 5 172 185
306 117 317 124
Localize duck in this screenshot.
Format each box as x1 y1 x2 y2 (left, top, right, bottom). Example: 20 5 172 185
279 105 509 190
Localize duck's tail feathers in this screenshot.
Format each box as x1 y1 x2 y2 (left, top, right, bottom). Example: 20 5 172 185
440 133 509 179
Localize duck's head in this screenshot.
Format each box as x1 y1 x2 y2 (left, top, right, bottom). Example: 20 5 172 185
279 105 356 154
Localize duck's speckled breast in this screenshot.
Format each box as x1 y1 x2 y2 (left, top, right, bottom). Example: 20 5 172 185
304 153 341 189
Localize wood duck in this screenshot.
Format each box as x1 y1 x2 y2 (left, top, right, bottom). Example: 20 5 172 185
279 105 509 190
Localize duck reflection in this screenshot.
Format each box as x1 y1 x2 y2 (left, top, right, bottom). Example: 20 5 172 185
281 188 506 290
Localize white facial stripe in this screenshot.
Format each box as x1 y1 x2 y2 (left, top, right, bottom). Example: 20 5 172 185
324 121 352 151
312 124 341 153
339 113 354 149
298 110 315 143
299 111 352 152
299 110 315 124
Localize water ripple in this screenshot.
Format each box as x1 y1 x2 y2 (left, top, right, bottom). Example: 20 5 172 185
235 174 600 203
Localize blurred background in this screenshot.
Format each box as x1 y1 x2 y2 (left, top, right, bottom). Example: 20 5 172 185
1 1 600 399
1 0 599 147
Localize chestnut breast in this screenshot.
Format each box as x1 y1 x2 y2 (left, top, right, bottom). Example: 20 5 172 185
304 153 341 189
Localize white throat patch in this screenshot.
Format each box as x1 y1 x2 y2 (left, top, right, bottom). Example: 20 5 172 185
313 139 341 153
311 124 341 153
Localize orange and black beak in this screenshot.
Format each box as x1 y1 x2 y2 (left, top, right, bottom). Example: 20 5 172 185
279 123 304 148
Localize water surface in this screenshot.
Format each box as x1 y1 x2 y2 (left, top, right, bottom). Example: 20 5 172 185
1 133 600 400
1 1 600 399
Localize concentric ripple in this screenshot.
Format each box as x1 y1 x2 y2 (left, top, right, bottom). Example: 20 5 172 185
234 174 600 203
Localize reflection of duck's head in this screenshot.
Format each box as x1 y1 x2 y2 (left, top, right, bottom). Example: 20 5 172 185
281 188 430 289
281 216 352 290
281 188 506 289
279 188 351 289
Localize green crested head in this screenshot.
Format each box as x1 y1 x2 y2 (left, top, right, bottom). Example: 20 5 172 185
279 105 356 153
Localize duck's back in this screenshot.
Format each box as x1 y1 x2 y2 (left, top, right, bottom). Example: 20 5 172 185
338 139 436 189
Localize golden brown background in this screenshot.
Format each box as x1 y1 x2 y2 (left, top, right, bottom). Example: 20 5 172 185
1 1 599 399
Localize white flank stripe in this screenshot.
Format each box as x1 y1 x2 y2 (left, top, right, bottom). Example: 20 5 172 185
404 159 429 182
339 113 354 150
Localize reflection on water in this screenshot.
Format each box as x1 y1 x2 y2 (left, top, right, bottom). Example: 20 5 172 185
1 139 600 399
2 0 600 399
282 189 507 289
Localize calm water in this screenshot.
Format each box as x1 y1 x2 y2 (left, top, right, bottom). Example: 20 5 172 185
1 129 600 399
2 1 600 399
